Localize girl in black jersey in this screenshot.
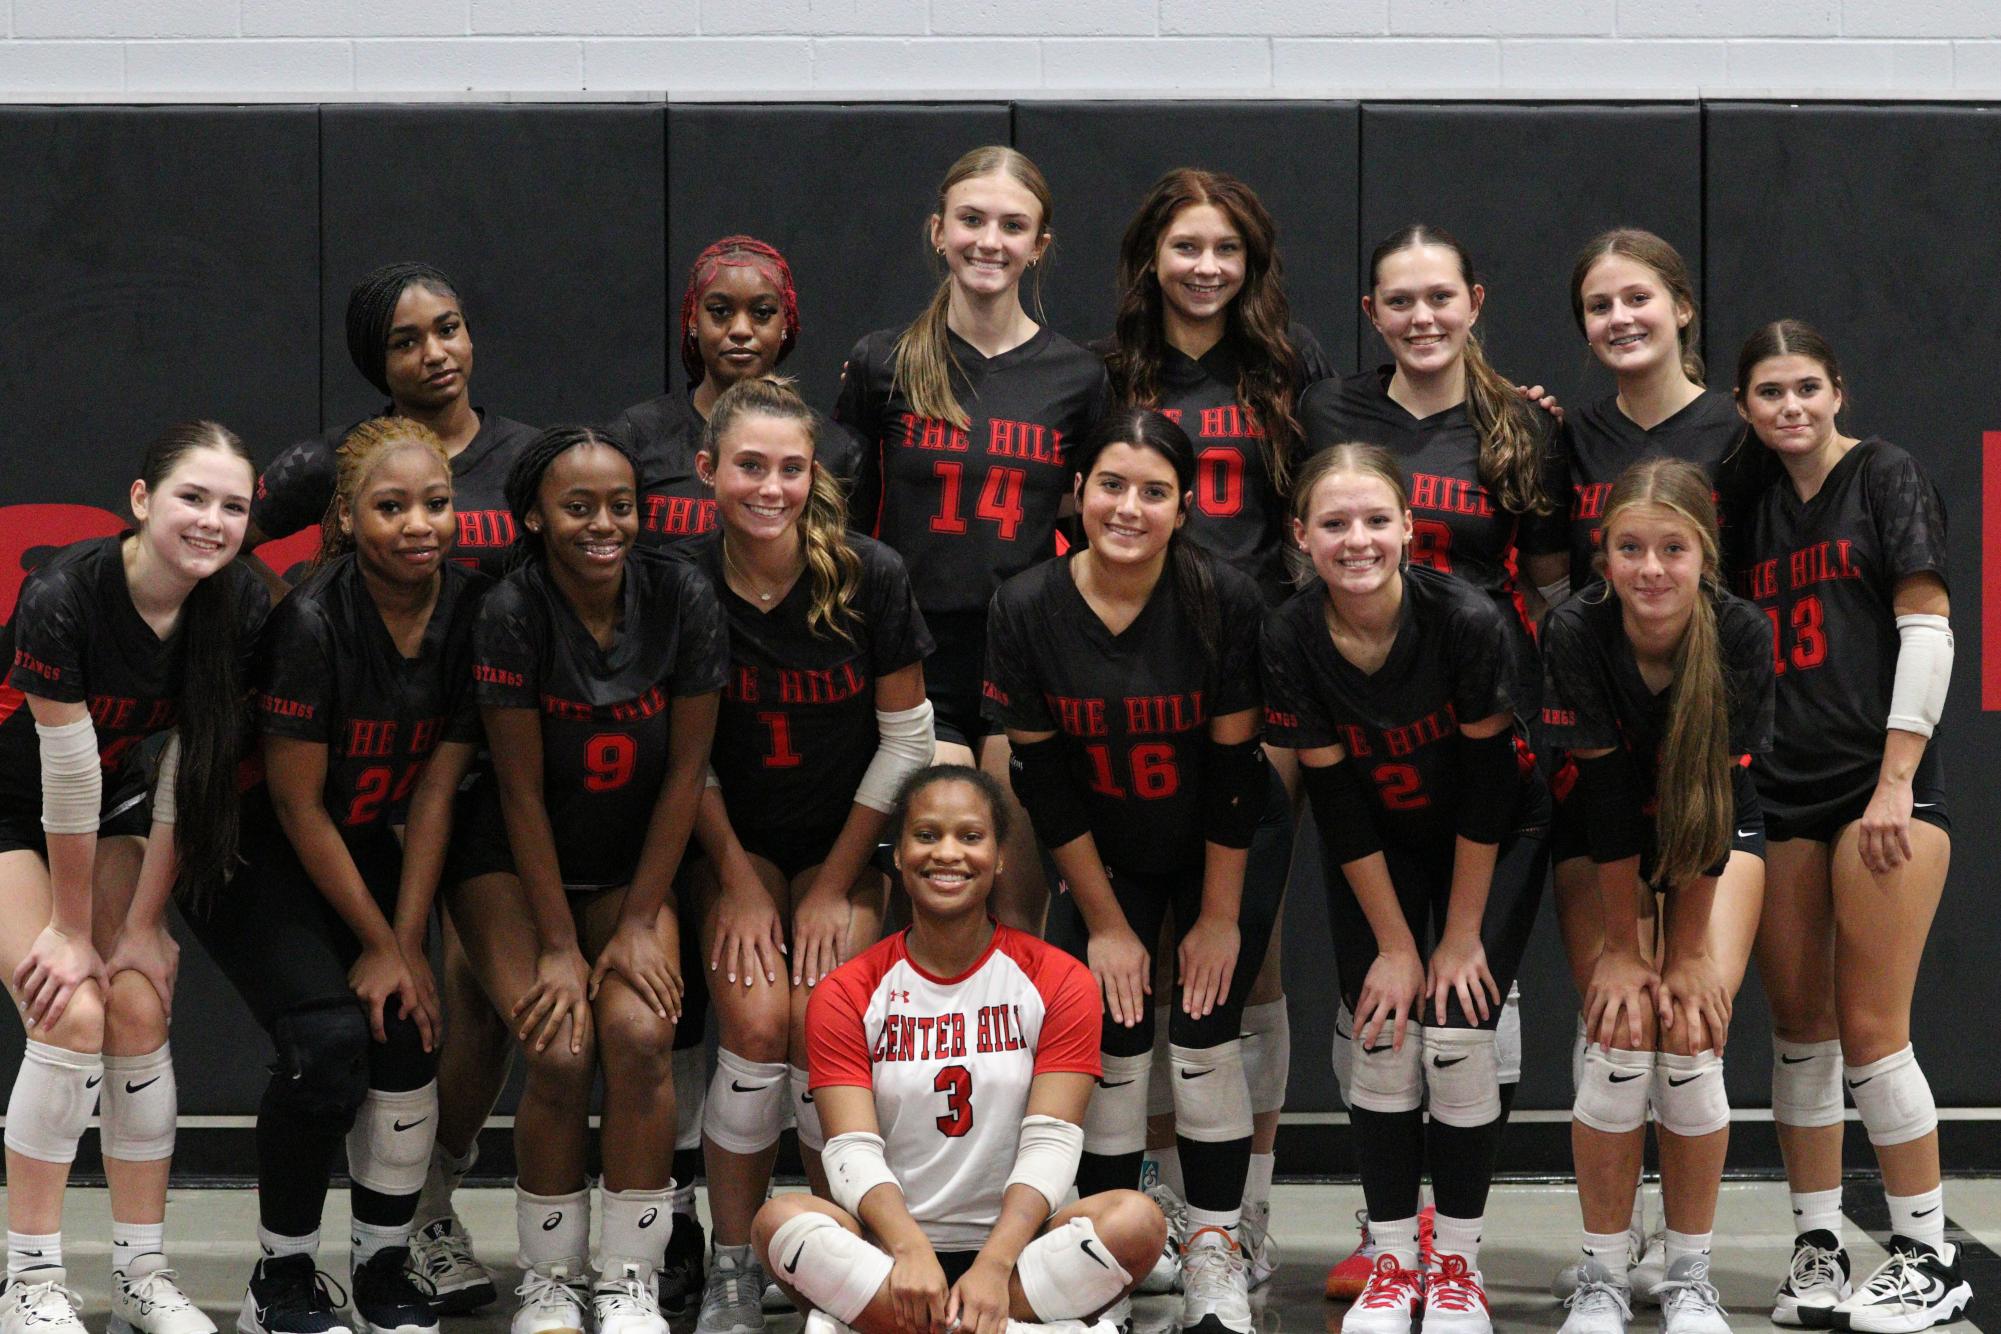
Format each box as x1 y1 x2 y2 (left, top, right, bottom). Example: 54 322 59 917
0 423 263 1334
1262 443 1548 1334
1731 322 1970 1330
1104 166 1333 1294
189 419 479 1334
1542 458 1773 1334
611 236 803 548
453 426 725 1334
1549 231 1747 1301
985 408 1272 1334
682 378 933 1334
833 145 1110 936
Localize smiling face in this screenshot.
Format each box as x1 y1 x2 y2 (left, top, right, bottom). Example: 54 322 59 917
1293 468 1411 601
1602 501 1706 632
343 443 454 589
1738 352 1844 459
1154 201 1246 332
130 445 254 583
930 170 1049 302
895 777 1001 923
701 411 815 546
694 264 787 390
1364 243 1483 380
1077 441 1187 569
1580 253 1691 379
381 282 473 412
527 442 638 590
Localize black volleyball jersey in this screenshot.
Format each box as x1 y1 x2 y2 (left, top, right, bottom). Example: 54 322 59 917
834 326 1110 615
691 533 933 836
608 391 719 548
1540 585 1774 796
473 553 727 890
1561 391 1743 584
1732 438 1949 809
0 536 268 814
253 556 489 841
1122 323 1336 602
252 409 537 577
1297 368 1565 615
1262 564 1537 847
982 553 1264 876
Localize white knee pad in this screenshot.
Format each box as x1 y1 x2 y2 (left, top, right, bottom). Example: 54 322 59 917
346 1081 438 1195
791 1064 824 1153
1146 1013 1173 1120
1347 1025 1424 1116
1016 1217 1132 1320
1496 984 1522 1085
1771 1037 1845 1129
1082 1053 1150 1156
1331 1001 1356 1107
672 1044 706 1152
1422 1028 1502 1129
1168 1041 1253 1143
1573 1045 1654 1134
4 1040 103 1164
767 1211 893 1326
706 1049 789 1155
100 1043 177 1161
1847 1045 1937 1147
1651 1051 1730 1138
1238 999 1290 1116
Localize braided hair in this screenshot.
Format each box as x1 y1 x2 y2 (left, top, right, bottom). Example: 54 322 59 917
503 424 641 564
346 261 463 398
680 236 800 387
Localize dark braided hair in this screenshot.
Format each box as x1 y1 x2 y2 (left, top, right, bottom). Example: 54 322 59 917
346 261 463 398
889 763 1014 847
503 424 641 563
680 236 800 387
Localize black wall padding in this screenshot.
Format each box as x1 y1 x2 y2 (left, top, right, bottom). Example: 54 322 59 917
1012 100 1362 371
320 105 667 433
666 104 1011 418
1358 104 1704 412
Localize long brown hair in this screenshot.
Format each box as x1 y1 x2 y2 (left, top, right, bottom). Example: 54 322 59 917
701 377 863 641
1570 228 1704 382
1109 168 1305 495
891 146 1053 431
315 417 452 569
1597 456 1730 888
1368 224 1552 516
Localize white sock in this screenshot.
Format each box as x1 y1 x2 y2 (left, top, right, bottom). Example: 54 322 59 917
1148 1145 1184 1198
1581 1228 1630 1277
1243 1152 1275 1211
1185 1204 1240 1240
517 1185 589 1273
1791 1186 1843 1239
598 1185 673 1276
350 1218 407 1267
7 1231 62 1280
111 1220 165 1276
1663 1229 1711 1269
1631 1188 1647 1237
1431 1212 1483 1267
257 1227 318 1261
1887 1185 1946 1253
415 1141 475 1223
1370 1216 1420 1270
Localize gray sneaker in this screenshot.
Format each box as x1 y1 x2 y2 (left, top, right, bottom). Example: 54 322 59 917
1560 1259 1634 1334
695 1250 768 1334
1657 1254 1731 1334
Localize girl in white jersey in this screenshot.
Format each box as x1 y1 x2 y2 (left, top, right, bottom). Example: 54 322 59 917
752 766 1164 1334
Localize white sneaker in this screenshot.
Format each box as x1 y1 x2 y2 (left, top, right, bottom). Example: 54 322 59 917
407 1217 496 1315
113 1261 219 1334
1772 1230 1852 1327
594 1264 668 1334
1135 1183 1186 1296
1343 1255 1424 1334
1632 1230 1669 1306
1238 1201 1279 1291
1832 1236 1972 1334
1657 1254 1732 1334
511 1266 588 1334
0 1268 87 1334
1423 1255 1493 1334
1559 1259 1633 1334
1176 1229 1251 1334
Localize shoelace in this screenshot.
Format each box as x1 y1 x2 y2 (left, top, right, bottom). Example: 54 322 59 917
420 1222 480 1275
1427 1257 1486 1313
1352 1210 1375 1251
516 1270 586 1312
1855 1252 1932 1313
361 1254 437 1309
1562 1277 1634 1321
707 1259 758 1311
1656 1273 1725 1317
123 1269 199 1316
1356 1259 1420 1311
598 1272 658 1313
1181 1241 1245 1294
12 1279 85 1330
1785 1241 1846 1293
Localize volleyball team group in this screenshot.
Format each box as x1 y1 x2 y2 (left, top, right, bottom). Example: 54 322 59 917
0 142 1966 1334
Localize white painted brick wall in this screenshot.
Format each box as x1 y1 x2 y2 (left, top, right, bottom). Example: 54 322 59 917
1 0 1999 97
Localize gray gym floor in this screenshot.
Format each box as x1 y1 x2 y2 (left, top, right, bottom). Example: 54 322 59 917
17 1181 1998 1332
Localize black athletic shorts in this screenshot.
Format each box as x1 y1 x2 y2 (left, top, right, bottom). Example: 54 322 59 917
1549 758 1766 876
736 818 851 883
0 785 150 857
1762 744 1950 845
924 610 995 750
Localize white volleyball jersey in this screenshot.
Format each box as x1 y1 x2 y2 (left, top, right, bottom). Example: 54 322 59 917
807 923 1101 1249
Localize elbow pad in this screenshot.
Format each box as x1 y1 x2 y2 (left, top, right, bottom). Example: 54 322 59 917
150 734 182 828
1004 1113 1083 1215
37 716 103 835
1301 757 1383 867
1201 736 1268 850
1009 735 1094 850
1887 613 1953 738
1573 750 1646 865
1454 730 1517 845
854 700 936 814
821 1129 900 1217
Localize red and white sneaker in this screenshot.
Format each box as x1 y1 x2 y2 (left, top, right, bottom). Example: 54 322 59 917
1423 1256 1493 1334
1341 1255 1424 1334
1325 1211 1377 1301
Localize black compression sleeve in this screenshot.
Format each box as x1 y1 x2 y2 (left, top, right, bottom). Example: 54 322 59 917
1008 735 1094 850
1300 758 1384 867
1572 749 1647 865
1200 736 1269 850
1453 730 1518 845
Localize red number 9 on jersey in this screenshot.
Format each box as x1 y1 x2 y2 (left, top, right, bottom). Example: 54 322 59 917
584 732 637 792
934 1063 973 1137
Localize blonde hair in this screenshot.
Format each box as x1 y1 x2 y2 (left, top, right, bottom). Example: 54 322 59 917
316 416 451 568
702 377 863 641
892 146 1054 431
1597 456 1730 888
1285 442 1410 590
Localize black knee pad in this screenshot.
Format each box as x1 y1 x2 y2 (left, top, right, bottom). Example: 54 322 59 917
367 1008 438 1092
269 1000 371 1123
1168 1001 1243 1051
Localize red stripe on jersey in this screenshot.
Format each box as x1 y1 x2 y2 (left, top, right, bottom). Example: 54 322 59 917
0 682 24 732
1984 432 2001 709
872 436 889 539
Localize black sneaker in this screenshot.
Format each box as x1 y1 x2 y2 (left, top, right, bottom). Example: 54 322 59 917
659 1212 706 1319
1831 1235 1971 1333
239 1254 352 1334
351 1249 439 1334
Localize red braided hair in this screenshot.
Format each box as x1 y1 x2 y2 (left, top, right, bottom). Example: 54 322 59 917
679 234 800 385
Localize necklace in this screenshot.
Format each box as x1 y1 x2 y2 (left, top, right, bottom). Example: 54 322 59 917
722 535 799 604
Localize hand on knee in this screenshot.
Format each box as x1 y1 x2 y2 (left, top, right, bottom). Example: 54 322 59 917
33 978 105 1054
103 971 167 1054
1348 1024 1425 1116
594 996 677 1076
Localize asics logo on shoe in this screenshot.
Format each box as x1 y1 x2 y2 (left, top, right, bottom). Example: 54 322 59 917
393 1117 429 1131
732 1081 771 1093
542 1214 564 1230
1431 1054 1467 1068
1668 1074 1702 1087
783 1239 807 1275
639 1209 659 1228
1178 1067 1212 1080
124 1076 161 1093
1080 1239 1112 1270
1780 1054 1815 1064
1608 1071 1644 1082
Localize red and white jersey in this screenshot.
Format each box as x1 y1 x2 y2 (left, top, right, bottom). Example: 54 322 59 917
807 923 1101 1249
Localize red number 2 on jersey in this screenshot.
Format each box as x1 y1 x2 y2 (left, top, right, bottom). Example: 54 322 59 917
934 1063 973 1137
